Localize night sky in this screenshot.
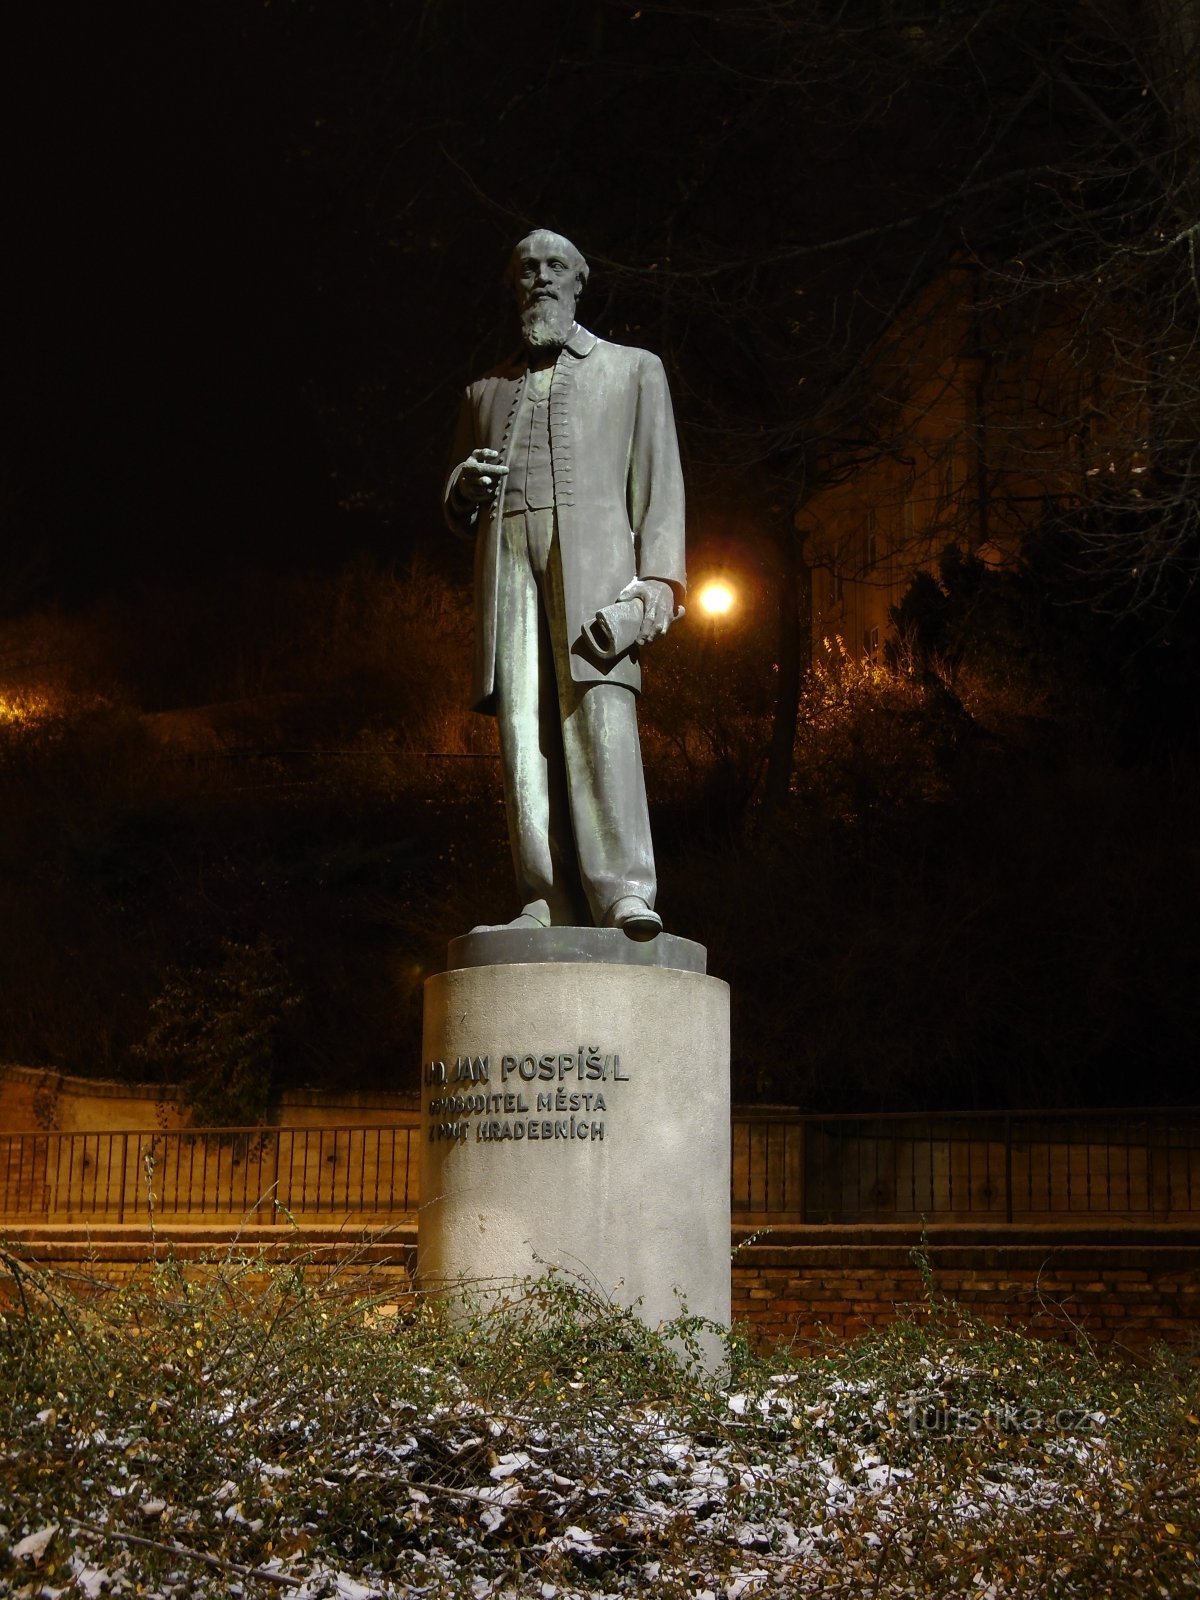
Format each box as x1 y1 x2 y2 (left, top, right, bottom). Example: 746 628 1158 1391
5 1 954 609
10 4 397 601
9 6 650 600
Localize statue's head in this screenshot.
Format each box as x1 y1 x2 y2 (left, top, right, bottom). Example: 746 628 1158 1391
507 228 589 352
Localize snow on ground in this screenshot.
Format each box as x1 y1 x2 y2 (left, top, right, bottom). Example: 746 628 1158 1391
6 1351 1178 1599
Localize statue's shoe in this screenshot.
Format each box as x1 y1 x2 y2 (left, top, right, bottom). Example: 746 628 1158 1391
604 895 663 941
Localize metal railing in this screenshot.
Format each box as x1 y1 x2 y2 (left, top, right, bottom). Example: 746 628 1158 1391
0 1125 418 1225
732 1108 1200 1223
2 1109 1197 1227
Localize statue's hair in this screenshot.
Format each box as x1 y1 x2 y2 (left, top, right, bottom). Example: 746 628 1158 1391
506 229 589 292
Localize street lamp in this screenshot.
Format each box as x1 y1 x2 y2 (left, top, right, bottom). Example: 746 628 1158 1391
696 578 736 619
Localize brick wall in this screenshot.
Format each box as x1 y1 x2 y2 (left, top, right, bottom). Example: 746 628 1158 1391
733 1230 1200 1353
5 1224 1198 1355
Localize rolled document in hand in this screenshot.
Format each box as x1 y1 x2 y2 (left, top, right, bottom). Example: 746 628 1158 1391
581 597 645 660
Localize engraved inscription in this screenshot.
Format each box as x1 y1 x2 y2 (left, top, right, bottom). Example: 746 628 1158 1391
499 1046 627 1082
424 1045 623 1146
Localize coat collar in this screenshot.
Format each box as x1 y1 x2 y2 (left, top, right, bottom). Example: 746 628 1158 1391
563 323 598 358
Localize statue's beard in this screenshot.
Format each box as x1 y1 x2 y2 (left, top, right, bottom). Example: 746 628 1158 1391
521 295 576 352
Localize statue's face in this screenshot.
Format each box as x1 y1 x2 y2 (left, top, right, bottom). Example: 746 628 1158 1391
510 231 585 351
511 231 584 316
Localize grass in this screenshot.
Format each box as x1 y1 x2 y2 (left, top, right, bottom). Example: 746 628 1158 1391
1 1247 1198 1598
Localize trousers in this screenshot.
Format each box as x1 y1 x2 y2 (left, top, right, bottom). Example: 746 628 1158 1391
494 507 656 926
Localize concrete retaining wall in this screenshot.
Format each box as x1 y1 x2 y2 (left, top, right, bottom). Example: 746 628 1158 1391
0 1065 419 1134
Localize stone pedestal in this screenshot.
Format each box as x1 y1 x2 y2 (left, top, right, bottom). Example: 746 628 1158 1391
419 928 730 1367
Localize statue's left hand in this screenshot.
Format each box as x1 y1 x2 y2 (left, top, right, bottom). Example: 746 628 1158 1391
618 578 682 644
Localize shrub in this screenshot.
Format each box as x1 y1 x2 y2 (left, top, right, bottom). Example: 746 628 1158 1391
133 938 300 1127
0 1250 1197 1598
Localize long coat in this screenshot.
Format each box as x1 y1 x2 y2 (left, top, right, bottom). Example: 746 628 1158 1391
444 325 687 714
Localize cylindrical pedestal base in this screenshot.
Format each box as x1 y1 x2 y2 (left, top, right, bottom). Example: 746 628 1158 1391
419 946 730 1367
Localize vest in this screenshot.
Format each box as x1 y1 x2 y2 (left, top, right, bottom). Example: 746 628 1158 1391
504 364 556 512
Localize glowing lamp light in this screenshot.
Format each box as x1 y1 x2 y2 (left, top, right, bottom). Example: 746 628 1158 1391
696 579 736 618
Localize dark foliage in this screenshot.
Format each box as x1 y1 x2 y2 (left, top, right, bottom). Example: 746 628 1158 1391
2 541 1199 1112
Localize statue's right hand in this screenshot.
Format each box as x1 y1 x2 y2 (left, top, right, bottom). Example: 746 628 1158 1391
456 448 509 506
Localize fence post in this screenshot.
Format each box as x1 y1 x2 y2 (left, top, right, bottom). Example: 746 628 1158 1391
117 1132 129 1224
1146 1121 1155 1217
1004 1114 1013 1224
797 1118 807 1225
